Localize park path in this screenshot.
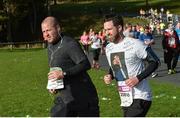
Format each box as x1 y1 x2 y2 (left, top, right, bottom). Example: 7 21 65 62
87 35 180 86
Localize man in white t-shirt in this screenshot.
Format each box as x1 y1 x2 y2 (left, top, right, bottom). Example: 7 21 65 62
103 14 160 117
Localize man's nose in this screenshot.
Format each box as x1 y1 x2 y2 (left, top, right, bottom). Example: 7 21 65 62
43 32 49 40
45 32 50 37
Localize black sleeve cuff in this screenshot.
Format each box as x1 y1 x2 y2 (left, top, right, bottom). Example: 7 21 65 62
108 68 114 79
137 61 158 82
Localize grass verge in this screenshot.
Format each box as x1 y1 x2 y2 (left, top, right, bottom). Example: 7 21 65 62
0 49 180 116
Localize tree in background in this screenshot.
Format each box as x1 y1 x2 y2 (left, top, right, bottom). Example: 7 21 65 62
0 0 3 10
1 0 47 42
146 0 149 10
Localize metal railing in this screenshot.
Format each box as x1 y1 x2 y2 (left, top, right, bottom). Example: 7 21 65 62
0 41 47 50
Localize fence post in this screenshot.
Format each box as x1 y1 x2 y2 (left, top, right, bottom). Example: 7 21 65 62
42 42 47 48
9 44 13 50
27 43 30 49
0 41 45 49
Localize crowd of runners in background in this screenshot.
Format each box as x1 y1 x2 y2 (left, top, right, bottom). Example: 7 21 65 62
79 7 180 77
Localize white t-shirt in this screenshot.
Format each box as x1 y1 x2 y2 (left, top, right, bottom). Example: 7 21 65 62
106 37 152 101
90 35 101 49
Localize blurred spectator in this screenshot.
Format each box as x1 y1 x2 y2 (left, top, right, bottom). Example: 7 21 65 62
139 26 159 78
80 31 91 55
162 23 180 74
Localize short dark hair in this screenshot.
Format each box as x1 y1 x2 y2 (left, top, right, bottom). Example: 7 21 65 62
103 13 124 28
144 26 150 29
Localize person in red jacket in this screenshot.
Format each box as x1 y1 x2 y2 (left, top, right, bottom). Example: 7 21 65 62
162 23 180 74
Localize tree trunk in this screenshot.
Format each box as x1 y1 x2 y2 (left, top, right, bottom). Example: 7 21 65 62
7 13 14 42
146 0 149 10
5 3 13 42
54 0 57 5
30 0 37 40
46 0 51 16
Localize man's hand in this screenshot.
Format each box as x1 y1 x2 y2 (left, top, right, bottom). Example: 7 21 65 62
163 49 168 53
48 89 57 94
125 76 139 88
48 70 64 81
103 74 112 84
144 40 151 45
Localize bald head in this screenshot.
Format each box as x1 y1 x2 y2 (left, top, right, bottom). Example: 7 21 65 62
41 16 60 28
41 16 61 44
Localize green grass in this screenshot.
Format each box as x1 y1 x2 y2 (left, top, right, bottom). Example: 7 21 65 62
0 49 180 116
148 81 180 117
89 69 122 116
0 49 52 116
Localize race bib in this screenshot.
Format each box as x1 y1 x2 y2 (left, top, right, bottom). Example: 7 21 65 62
117 81 133 107
46 67 64 89
47 79 64 89
168 37 175 46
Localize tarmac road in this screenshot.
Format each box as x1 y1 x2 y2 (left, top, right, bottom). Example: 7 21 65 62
87 34 180 86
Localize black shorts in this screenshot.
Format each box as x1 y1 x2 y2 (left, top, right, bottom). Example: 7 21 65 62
91 48 101 61
122 99 152 117
50 96 99 117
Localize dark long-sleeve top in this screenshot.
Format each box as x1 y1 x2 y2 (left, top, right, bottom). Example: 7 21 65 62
47 34 98 104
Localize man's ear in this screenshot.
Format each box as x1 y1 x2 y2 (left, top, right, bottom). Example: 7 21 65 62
57 26 61 32
56 24 61 32
118 25 123 32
